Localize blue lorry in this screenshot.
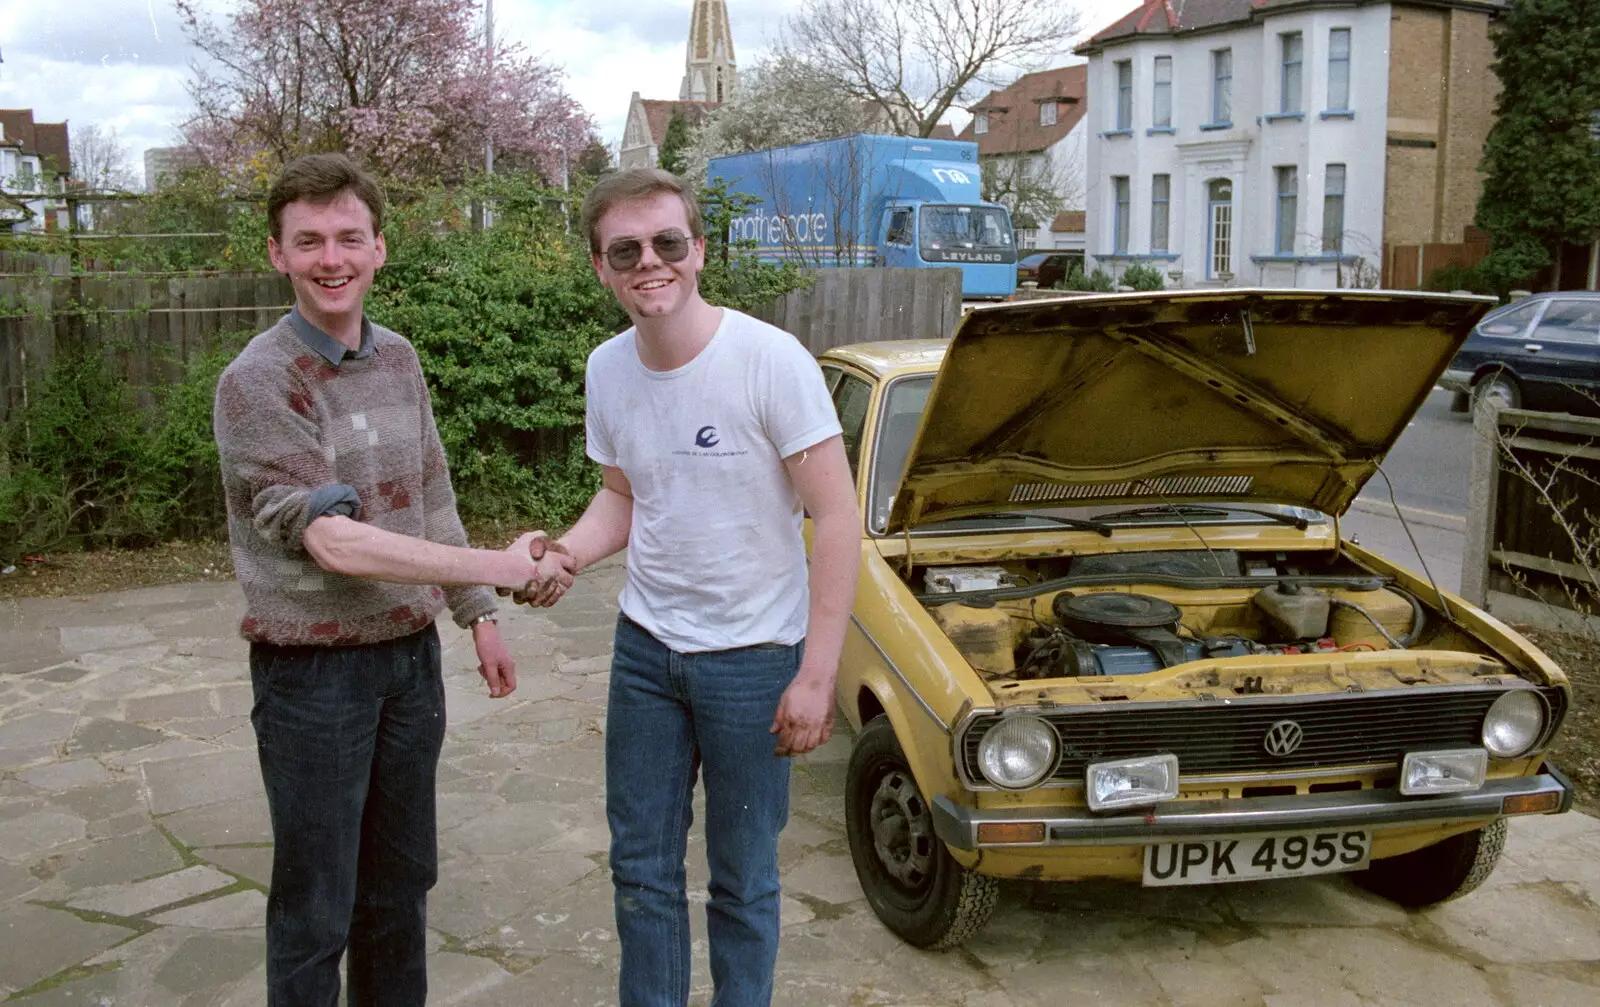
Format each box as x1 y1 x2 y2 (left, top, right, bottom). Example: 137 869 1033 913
707 135 1018 300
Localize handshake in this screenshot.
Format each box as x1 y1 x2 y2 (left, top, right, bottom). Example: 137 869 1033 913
499 532 579 608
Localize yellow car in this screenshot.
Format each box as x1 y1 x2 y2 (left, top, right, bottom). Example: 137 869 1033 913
817 289 1573 948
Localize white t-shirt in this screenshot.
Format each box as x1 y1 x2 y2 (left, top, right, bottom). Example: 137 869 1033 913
585 309 844 653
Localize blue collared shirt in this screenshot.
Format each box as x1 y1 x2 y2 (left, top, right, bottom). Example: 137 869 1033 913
287 306 375 367
284 306 373 521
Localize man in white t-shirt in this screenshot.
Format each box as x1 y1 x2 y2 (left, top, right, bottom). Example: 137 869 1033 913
540 169 859 1005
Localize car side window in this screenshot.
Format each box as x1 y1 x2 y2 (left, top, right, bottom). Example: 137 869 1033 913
820 364 843 396
832 374 873 482
1477 301 1540 339
1531 301 1600 345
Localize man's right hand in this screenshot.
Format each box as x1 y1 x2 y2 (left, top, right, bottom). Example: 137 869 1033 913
500 532 576 607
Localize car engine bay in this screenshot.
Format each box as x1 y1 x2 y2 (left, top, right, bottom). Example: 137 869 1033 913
915 549 1493 682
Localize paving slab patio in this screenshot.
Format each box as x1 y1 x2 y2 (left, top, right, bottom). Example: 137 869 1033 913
1 560 1597 1004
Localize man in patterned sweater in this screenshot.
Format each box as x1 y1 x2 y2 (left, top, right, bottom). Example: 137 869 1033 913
212 153 572 1006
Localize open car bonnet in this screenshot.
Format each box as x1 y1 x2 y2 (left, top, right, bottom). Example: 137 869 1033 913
885 289 1495 534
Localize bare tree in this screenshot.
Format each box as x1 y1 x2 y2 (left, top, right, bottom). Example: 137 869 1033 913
983 141 1083 236
779 0 1082 138
71 124 139 193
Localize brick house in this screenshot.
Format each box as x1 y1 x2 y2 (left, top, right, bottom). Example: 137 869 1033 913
956 65 1089 251
1077 0 1502 289
0 109 71 233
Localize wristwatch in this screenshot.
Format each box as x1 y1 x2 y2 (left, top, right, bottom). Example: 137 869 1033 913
469 614 498 628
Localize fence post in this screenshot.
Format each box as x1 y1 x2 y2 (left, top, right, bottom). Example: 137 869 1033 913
1460 403 1502 606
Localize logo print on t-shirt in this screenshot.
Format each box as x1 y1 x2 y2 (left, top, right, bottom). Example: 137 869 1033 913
695 426 720 448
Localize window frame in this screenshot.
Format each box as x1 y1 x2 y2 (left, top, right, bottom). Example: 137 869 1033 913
1150 174 1171 253
1531 300 1600 345
1113 176 1131 254
1115 60 1134 130
885 208 913 246
1477 300 1543 339
1208 178 1234 279
1040 101 1057 127
831 372 875 483
1275 165 1299 255
1212 49 1233 124
1152 56 1173 128
1280 32 1304 114
1327 28 1352 111
1321 164 1346 253
975 112 989 135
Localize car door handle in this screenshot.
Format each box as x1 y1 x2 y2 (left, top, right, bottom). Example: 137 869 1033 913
1523 344 1543 353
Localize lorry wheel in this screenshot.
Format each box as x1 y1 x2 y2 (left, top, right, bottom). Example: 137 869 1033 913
845 716 999 948
1356 819 1506 907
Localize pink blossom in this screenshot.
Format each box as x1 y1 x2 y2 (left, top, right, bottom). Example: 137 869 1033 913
176 0 595 183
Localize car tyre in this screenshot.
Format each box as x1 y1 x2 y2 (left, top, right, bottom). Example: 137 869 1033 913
1472 373 1521 413
1356 819 1506 907
845 715 999 948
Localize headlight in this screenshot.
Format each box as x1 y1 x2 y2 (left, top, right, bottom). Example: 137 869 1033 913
1085 754 1180 811
977 716 1058 790
1482 690 1546 758
1401 748 1488 795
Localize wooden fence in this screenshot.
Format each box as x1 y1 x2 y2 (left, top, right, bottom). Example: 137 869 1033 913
0 250 291 420
1383 227 1492 290
747 267 964 355
0 261 964 423
1462 405 1600 633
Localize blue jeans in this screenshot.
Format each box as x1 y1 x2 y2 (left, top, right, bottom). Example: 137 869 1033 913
607 614 800 1007
249 624 445 1007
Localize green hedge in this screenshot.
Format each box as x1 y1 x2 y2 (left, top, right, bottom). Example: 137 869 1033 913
0 173 809 561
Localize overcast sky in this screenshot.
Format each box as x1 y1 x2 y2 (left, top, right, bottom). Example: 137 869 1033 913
0 0 1128 186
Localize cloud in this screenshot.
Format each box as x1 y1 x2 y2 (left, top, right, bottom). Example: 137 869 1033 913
3 1 199 67
496 0 803 147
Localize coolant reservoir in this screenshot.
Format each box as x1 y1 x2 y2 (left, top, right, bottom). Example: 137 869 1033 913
928 604 1016 677
1329 588 1415 649
1253 584 1332 640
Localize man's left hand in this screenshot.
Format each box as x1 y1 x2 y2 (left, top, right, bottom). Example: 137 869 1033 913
472 619 517 698
770 665 836 757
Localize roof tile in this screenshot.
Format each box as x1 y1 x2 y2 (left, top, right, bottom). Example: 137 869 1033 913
955 64 1088 156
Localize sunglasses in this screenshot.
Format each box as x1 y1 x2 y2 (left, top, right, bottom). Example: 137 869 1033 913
603 230 693 271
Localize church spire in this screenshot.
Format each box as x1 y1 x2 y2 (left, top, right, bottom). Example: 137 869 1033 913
679 0 737 103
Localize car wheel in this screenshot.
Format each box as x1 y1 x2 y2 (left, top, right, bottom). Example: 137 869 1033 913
1356 819 1506 907
845 715 999 948
1472 373 1521 413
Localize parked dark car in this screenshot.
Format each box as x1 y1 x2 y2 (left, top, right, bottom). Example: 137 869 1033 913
1442 291 1600 416
1015 252 1081 290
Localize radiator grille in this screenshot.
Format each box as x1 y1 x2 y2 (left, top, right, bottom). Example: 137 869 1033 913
960 687 1567 785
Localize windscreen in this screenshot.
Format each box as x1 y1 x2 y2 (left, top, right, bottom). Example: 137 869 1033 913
918 205 1016 264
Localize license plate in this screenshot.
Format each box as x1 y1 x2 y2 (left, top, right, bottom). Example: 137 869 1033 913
1142 830 1371 887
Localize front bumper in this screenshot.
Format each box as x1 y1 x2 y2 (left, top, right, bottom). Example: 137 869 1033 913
932 771 1570 850
1439 368 1474 393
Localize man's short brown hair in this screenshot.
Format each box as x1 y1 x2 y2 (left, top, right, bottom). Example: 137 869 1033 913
581 168 703 255
267 153 386 242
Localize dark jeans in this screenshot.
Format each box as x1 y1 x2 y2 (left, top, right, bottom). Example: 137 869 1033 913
249 623 446 1007
607 614 801 1007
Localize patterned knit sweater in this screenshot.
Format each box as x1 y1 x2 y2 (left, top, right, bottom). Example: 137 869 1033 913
213 315 496 646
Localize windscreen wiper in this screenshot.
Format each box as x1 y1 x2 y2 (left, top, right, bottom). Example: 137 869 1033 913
1094 504 1310 531
953 512 1114 537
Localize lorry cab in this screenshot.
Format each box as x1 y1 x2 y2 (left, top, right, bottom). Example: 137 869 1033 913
878 202 1018 301
708 134 1020 301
